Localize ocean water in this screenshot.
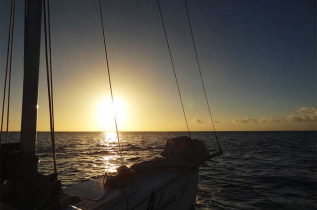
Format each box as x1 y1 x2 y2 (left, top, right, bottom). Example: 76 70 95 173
3 131 317 209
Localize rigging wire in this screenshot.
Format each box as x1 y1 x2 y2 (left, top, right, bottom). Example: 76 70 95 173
184 0 222 153
43 0 57 174
47 0 55 149
156 0 191 139
98 0 124 166
47 0 58 174
0 0 16 144
5 0 16 144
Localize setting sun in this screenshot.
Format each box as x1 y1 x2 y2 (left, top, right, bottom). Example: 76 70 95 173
96 97 127 131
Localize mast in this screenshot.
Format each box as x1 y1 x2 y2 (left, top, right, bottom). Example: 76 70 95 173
20 0 42 155
0 1 62 208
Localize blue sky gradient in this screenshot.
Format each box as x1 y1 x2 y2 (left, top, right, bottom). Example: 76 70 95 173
0 0 316 131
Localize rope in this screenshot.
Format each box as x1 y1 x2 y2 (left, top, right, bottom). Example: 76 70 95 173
49 196 89 210
43 0 57 174
98 0 124 166
184 0 222 152
0 0 16 144
156 0 191 139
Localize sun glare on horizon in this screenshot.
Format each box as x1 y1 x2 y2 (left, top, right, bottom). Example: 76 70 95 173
96 97 127 131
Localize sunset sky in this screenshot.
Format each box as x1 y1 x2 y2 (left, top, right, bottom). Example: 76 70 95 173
0 0 316 132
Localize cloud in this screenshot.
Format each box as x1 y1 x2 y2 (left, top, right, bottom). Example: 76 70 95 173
258 117 281 123
233 117 280 124
286 115 316 122
233 117 257 124
195 119 206 124
285 107 316 123
194 119 222 124
297 107 317 115
233 107 316 124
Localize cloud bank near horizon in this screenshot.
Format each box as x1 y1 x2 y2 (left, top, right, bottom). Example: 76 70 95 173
233 107 316 124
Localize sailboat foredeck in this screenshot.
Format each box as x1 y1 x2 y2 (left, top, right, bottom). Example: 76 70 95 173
64 169 198 210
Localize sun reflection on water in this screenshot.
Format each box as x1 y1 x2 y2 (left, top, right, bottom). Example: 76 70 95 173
103 156 118 173
101 132 120 173
104 131 118 143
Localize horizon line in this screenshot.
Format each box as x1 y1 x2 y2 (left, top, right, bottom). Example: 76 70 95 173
4 130 316 133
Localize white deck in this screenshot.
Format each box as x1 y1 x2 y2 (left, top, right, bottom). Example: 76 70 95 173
64 168 199 210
